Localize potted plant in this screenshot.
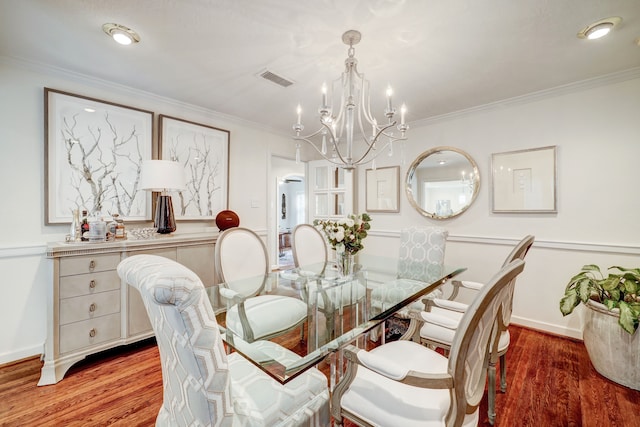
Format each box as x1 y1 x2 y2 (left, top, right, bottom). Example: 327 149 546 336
560 265 640 390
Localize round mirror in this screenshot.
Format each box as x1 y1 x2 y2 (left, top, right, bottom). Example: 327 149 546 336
405 146 480 219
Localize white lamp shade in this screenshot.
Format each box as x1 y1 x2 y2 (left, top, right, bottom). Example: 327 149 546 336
140 160 186 191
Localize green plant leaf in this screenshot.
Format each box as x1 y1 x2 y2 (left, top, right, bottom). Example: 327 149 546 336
577 278 592 302
600 275 621 292
608 288 621 303
618 301 639 334
560 292 579 316
582 264 601 272
621 274 640 294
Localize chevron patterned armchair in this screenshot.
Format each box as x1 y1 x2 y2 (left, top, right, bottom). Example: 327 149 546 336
118 254 330 427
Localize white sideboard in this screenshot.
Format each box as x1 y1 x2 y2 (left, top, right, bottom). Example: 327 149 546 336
39 232 220 385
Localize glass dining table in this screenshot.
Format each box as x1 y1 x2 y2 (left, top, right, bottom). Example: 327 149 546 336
207 254 466 388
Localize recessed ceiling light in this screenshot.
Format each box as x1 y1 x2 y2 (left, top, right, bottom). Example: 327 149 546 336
577 17 622 40
102 23 140 45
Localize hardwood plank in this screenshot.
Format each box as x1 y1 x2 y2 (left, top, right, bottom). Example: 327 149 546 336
1 327 638 426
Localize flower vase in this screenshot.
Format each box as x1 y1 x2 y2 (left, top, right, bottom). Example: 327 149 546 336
337 252 355 277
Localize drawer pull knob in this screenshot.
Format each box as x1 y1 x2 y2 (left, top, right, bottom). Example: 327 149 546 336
89 280 96 289
89 260 96 271
89 303 97 312
89 328 96 338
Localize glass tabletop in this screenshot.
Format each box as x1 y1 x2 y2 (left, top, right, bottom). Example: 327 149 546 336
208 254 465 384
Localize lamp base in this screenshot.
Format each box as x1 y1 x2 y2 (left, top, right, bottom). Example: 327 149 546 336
154 195 176 234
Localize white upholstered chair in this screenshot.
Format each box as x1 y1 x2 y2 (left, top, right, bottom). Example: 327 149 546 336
369 226 448 340
118 254 330 427
331 259 526 427
419 235 534 424
215 227 308 343
291 224 366 344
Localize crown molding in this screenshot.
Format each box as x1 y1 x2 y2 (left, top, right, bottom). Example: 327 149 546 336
412 67 640 127
0 55 283 135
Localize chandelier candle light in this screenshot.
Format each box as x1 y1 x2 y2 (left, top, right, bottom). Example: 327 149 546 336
293 30 408 170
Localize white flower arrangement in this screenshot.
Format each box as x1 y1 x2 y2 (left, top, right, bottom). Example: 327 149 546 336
313 213 371 255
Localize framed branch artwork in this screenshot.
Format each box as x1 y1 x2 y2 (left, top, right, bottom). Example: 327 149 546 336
491 145 557 213
365 166 400 213
45 88 154 224
159 115 230 219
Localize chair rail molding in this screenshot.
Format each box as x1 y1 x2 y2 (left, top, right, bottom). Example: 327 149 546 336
0 243 47 259
367 230 640 255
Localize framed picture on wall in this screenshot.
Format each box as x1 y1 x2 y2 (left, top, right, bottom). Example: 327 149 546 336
491 145 557 213
159 115 230 220
45 88 154 224
365 166 400 213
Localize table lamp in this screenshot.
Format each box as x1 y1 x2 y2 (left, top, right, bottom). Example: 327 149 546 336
140 160 186 234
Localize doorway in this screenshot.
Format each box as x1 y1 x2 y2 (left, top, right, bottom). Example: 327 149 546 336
277 175 305 269
271 156 306 270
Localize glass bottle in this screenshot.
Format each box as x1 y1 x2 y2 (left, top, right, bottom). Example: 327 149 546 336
70 209 81 242
113 214 126 240
80 209 89 241
106 216 117 241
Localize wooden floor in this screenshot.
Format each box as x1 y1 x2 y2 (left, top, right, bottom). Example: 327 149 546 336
1 325 638 427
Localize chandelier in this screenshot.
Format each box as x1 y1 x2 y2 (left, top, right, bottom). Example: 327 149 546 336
293 30 408 170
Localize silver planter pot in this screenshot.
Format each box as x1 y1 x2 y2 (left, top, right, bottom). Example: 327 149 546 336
583 300 640 390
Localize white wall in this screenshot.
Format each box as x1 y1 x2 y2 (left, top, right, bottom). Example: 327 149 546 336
1 55 639 364
356 73 640 339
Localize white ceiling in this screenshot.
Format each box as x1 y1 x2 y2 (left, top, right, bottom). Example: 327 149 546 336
2 0 640 135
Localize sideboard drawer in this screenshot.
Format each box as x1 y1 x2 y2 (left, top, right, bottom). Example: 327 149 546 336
59 253 121 277
59 270 120 299
59 290 121 325
59 313 121 354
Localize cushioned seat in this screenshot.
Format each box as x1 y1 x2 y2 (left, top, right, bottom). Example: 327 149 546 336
225 294 308 341
340 341 477 427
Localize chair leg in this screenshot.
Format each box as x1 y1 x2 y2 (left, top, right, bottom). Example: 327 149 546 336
500 353 507 393
488 360 497 425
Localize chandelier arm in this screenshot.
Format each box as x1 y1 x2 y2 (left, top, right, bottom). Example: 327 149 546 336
296 127 327 140
360 76 376 126
294 135 345 162
351 122 397 164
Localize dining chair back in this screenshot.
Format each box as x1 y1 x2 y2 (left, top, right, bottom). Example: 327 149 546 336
292 224 328 276
118 254 330 427
215 226 269 297
397 226 448 282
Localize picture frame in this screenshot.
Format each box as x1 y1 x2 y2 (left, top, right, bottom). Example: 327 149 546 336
365 166 400 213
159 115 230 220
45 88 154 224
491 145 557 213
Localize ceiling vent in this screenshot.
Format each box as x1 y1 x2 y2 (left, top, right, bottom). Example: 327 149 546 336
258 69 294 88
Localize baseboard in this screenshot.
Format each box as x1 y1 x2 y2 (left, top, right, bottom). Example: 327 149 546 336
512 315 583 341
0 345 42 366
